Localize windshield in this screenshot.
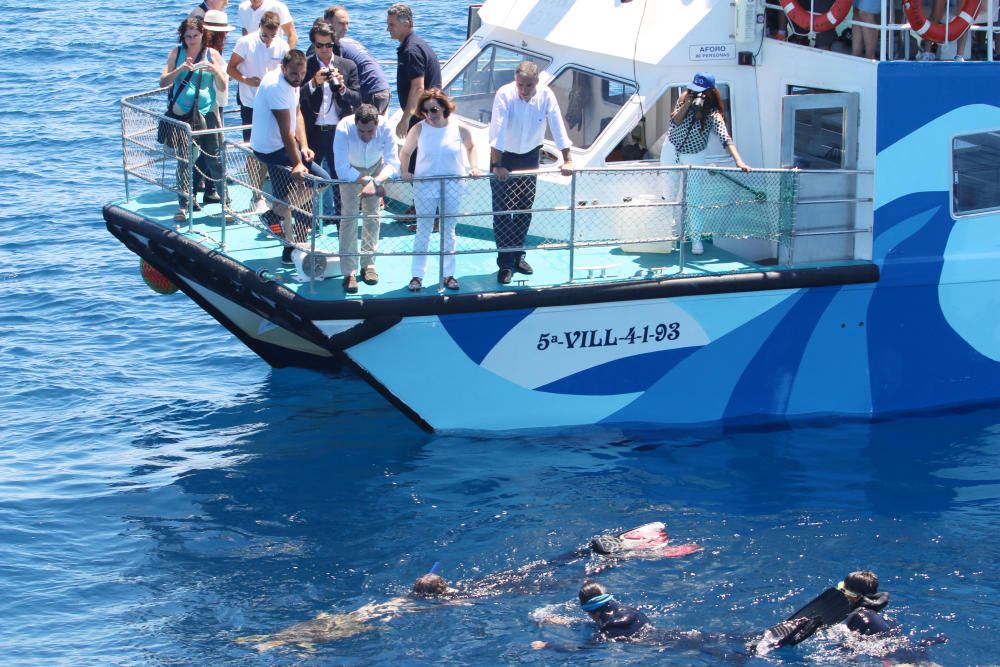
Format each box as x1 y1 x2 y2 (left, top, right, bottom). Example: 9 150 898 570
444 44 551 125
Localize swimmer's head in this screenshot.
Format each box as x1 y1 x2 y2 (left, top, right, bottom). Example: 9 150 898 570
579 580 614 616
411 573 448 597
839 571 879 598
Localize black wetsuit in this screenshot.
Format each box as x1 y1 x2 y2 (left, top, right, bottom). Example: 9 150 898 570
845 608 891 636
591 601 651 640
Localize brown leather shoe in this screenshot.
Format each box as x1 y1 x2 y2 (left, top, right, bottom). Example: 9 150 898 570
343 274 359 294
361 266 379 285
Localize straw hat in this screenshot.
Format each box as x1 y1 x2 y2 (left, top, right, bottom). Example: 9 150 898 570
203 10 235 32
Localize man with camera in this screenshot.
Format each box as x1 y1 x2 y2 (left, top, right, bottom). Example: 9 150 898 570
301 21 360 221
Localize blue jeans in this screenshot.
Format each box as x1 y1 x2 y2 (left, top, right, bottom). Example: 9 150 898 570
253 147 331 241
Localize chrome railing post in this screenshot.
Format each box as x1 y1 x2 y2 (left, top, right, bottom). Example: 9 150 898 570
569 169 577 283
438 176 446 289
186 129 195 232
678 166 688 273
120 106 131 201
219 128 228 249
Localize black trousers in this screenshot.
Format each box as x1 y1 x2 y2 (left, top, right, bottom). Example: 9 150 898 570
491 147 541 269
310 125 341 217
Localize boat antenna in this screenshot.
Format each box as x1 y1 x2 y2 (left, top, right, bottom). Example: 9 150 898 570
632 0 649 120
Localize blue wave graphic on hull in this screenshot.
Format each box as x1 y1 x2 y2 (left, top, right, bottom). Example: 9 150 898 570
534 346 699 395
723 287 840 420
868 192 999 412
440 307 534 364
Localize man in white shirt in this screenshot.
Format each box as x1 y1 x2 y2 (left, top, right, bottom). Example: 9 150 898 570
489 61 574 284
333 104 400 291
228 11 288 140
251 50 331 264
238 0 296 48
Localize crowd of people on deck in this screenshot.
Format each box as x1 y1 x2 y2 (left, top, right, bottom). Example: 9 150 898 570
766 0 999 61
160 2 590 294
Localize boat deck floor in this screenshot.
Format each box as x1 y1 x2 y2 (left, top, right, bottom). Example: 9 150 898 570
119 188 768 302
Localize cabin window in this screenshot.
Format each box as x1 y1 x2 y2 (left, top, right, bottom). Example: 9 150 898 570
445 45 551 125
546 68 638 149
952 130 1000 216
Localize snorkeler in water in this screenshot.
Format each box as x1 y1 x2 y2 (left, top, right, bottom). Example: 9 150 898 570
237 569 455 652
753 570 947 664
754 570 889 653
237 522 699 652
531 581 748 663
577 580 652 640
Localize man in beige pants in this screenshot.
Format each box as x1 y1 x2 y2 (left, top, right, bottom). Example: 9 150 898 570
333 104 401 293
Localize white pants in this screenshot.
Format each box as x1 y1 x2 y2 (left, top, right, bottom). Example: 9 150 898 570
411 180 463 280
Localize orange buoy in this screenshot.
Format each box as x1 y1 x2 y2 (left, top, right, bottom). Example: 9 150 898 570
902 0 981 43
782 0 853 32
140 258 179 295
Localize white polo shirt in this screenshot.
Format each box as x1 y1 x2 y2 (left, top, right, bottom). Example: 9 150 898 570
250 68 298 154
232 30 289 107
489 81 573 154
237 0 293 36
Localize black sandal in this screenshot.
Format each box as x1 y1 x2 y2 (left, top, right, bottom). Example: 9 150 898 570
408 277 422 292
443 276 459 290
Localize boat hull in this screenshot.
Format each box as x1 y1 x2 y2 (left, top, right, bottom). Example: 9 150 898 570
105 204 903 432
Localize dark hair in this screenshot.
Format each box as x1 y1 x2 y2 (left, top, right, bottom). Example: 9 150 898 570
324 4 346 23
205 28 226 52
412 573 448 597
309 20 337 45
417 88 456 118
176 17 205 44
282 49 307 68
354 103 379 125
387 3 413 24
843 571 879 597
579 580 608 605
259 10 281 30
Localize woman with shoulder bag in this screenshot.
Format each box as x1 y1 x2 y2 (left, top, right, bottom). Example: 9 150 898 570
668 72 750 254
159 16 229 222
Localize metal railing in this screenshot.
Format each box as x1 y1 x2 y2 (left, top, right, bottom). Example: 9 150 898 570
764 0 1000 61
120 88 874 289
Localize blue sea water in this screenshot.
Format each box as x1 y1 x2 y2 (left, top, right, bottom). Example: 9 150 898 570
2 0 1000 664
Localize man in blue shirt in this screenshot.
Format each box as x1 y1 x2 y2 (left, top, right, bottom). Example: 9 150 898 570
324 5 392 114
386 3 442 140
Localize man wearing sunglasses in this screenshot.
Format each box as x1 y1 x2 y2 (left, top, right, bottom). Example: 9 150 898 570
489 61 574 284
301 21 360 225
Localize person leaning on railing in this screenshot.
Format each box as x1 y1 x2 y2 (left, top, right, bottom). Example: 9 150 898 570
488 60 574 285
667 72 751 255
399 89 479 293
250 50 332 265
333 104 401 293
159 16 229 223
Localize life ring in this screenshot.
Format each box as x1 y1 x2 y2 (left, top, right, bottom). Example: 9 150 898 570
902 0 982 43
782 0 853 32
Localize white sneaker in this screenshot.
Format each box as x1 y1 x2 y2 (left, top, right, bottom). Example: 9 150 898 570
954 55 965 62
691 239 704 255
252 196 268 214
916 51 936 61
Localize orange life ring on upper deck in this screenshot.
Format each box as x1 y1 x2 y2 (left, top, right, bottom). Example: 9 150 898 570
782 0 853 32
902 0 982 43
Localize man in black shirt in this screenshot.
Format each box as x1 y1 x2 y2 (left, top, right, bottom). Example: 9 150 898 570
386 3 442 140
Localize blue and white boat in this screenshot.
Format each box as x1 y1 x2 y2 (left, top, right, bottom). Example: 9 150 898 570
106 0 1000 431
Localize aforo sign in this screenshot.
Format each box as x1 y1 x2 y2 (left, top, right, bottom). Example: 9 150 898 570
689 43 736 61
